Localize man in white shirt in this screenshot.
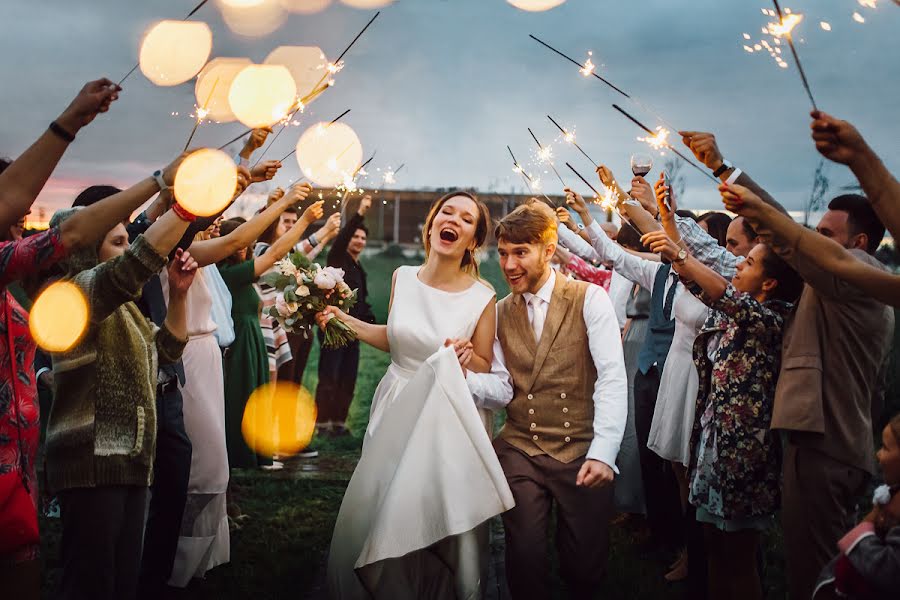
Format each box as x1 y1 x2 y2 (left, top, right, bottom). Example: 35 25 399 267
468 201 627 600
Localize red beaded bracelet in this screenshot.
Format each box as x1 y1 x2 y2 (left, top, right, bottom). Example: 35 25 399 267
172 203 197 222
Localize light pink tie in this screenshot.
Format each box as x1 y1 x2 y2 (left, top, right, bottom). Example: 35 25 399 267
529 296 545 342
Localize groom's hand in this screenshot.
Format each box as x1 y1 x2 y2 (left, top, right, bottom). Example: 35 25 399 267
576 459 614 488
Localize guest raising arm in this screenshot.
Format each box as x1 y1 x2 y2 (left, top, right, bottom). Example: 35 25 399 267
0 78 119 233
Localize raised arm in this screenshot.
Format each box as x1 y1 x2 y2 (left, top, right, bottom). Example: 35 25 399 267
189 184 312 267
566 188 661 291
811 110 900 241
159 249 198 361
723 183 900 305
254 198 324 277
0 78 119 232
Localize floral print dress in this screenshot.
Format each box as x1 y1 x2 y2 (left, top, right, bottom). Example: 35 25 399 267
686 284 792 530
0 228 66 562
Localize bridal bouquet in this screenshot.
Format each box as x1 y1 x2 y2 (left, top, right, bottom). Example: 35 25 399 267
259 251 358 349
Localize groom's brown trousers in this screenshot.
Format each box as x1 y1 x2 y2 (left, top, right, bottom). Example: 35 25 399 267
495 439 614 600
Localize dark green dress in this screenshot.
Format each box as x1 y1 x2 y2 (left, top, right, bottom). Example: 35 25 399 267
218 260 271 468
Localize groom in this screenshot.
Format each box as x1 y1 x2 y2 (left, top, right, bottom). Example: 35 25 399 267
469 201 627 599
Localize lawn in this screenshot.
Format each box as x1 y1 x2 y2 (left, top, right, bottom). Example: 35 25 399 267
43 247 896 599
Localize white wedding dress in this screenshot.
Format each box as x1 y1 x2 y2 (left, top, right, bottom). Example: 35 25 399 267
327 266 515 599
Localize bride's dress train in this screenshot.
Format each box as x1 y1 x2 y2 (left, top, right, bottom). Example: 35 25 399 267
326 266 514 599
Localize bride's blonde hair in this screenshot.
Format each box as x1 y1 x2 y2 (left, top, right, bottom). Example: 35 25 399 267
422 191 492 279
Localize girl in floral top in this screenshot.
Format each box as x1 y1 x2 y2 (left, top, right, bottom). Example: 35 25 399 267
643 182 804 600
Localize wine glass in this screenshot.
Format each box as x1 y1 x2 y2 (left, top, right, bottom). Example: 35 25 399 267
630 153 653 178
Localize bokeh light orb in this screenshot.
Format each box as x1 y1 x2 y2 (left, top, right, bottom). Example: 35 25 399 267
138 20 213 86
228 64 297 129
194 57 252 122
339 0 395 8
242 382 317 457
174 149 239 217
280 0 332 14
296 122 363 187
507 0 566 12
29 281 89 353
264 46 329 101
219 0 288 37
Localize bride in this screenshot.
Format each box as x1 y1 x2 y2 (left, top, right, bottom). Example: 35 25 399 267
318 191 515 599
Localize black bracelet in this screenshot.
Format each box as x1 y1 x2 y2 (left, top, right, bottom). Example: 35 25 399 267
49 121 76 142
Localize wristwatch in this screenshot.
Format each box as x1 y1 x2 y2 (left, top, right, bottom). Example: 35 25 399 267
152 169 169 193
712 159 733 179
675 248 688 265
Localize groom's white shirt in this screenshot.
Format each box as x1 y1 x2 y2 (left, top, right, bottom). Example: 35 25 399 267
467 272 628 471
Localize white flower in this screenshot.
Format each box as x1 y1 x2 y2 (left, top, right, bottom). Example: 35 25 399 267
274 293 298 317
277 259 298 278
296 285 311 297
323 265 345 283
873 484 892 506
314 270 337 290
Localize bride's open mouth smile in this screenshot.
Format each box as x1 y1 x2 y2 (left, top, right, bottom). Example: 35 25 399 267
439 228 459 243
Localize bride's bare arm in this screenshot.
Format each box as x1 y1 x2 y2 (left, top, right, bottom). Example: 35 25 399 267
465 298 496 374
316 269 397 353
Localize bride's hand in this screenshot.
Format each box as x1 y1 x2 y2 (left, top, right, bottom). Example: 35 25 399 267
315 306 349 331
444 338 474 374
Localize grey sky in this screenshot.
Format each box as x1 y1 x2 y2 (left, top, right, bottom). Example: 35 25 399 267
1 0 898 216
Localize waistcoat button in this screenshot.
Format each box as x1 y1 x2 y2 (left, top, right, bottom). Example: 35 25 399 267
532 435 539 441
562 407 569 413
527 394 534 400
530 423 536 429
528 408 535 415
564 422 570 428
564 436 571 442
560 393 567 399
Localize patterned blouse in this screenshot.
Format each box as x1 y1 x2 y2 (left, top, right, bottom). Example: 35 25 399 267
687 285 792 521
566 255 612 291
0 228 66 561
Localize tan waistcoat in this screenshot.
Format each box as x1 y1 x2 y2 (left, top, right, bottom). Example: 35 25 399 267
498 273 596 464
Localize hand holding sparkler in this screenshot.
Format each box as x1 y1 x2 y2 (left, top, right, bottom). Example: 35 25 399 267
595 165 629 204
358 194 373 216
241 127 273 161
300 199 326 226
556 206 579 233
233 165 252 201
287 182 315 208
809 111 872 168
57 78 121 134
318 212 342 242
250 160 282 183
563 188 593 227
640 230 682 264
720 183 767 220
679 131 727 175
266 187 286 207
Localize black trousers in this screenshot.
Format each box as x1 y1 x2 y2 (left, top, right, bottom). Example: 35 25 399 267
137 384 192 598
633 366 683 550
315 339 360 425
58 486 149 600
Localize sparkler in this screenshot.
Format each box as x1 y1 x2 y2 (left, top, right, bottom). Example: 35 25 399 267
118 0 211 86
528 127 567 189
611 104 719 184
183 76 219 151
564 162 646 238
507 145 556 206
252 11 380 162
771 0 818 110
547 115 599 168
529 35 630 98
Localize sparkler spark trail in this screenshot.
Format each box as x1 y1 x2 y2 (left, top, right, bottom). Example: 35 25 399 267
184 76 219 151
118 0 211 87
637 126 670 152
771 0 818 110
528 127 566 188
564 162 646 238
529 34 630 98
507 145 556 206
547 115 599 168
611 104 719 184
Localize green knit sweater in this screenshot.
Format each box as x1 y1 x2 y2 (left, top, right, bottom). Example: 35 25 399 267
46 227 186 494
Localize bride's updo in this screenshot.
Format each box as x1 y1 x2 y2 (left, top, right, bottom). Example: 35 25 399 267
422 191 492 278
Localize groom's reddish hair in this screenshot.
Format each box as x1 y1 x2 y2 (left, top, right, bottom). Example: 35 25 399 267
494 201 558 245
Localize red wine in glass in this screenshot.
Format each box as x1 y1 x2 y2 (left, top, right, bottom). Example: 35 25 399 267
631 153 653 178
